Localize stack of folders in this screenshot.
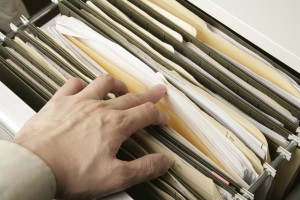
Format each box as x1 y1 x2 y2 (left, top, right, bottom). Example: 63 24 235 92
0 0 300 199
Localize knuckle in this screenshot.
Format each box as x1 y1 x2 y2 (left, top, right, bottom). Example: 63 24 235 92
144 157 156 180
83 101 106 113
69 77 86 87
144 102 158 114
110 111 130 131
111 111 126 123
94 101 107 110
127 93 142 105
114 163 131 190
101 74 114 84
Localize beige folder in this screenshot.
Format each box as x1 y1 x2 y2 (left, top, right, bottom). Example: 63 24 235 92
144 0 300 99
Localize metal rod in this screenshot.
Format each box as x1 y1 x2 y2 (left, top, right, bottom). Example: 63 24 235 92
5 1 57 38
247 133 300 195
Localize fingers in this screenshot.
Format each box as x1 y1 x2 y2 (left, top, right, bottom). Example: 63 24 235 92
52 77 87 99
79 74 128 100
114 154 170 190
111 102 169 139
106 84 166 110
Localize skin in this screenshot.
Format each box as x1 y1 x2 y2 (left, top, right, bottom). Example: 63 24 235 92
13 75 171 199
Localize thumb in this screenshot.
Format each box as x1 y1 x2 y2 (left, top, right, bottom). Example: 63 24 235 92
117 153 170 190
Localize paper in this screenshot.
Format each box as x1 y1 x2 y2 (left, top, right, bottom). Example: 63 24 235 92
94 0 174 53
207 23 300 104
151 178 186 200
55 16 258 186
140 0 197 37
26 31 96 81
13 37 67 84
162 172 197 199
160 69 264 173
108 0 183 43
6 59 53 98
6 47 60 91
185 42 295 122
145 0 300 99
214 94 287 148
85 2 198 86
133 129 216 200
146 182 175 199
42 26 106 75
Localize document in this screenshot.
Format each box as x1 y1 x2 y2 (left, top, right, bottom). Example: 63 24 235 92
161 172 197 199
85 2 199 86
160 69 264 173
133 129 217 200
55 15 258 186
214 94 287 148
146 182 176 199
208 23 300 103
185 42 295 122
42 26 106 75
3 2 300 199
27 31 97 80
122 137 198 199
144 0 300 99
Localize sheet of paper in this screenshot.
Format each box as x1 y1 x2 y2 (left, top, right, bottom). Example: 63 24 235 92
152 178 186 200
85 2 198 86
24 41 72 80
26 31 96 80
160 69 264 173
145 0 300 99
146 182 174 199
134 129 216 200
122 138 198 199
185 42 296 124
207 23 300 99
55 16 258 186
58 11 245 189
42 26 105 75
214 94 287 148
162 172 197 199
161 126 236 182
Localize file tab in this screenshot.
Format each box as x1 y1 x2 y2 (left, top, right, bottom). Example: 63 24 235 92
288 133 300 148
276 146 292 161
263 162 276 177
240 188 254 200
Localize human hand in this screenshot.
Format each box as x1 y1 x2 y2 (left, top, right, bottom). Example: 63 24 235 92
13 75 170 199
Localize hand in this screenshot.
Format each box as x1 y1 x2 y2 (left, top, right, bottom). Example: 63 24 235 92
13 75 170 199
